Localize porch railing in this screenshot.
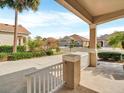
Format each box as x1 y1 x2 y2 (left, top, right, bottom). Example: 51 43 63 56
80 54 89 70
26 62 64 93
26 54 89 93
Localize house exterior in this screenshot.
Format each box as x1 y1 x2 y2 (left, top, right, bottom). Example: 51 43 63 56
97 31 124 47
97 34 110 47
71 34 89 47
59 34 89 47
0 23 30 46
59 36 72 47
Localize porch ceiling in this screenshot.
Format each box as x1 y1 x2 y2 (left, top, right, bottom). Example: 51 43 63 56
57 0 124 24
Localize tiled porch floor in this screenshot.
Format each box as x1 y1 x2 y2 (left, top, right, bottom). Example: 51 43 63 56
55 61 124 93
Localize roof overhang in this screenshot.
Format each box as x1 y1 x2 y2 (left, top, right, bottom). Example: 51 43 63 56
56 0 124 25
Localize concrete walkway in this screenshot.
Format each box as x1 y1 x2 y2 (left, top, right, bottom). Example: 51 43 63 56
0 53 124 93
56 62 124 93
0 55 62 93
0 52 88 93
0 55 62 76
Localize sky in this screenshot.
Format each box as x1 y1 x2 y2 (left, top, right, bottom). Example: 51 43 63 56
0 0 124 39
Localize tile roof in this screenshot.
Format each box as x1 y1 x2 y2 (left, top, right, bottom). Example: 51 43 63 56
70 34 89 41
47 37 57 42
0 23 31 35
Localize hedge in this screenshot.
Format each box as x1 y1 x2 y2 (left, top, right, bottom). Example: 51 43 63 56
46 49 54 56
0 45 26 53
8 51 47 61
0 53 8 62
32 51 46 57
0 49 55 61
98 52 122 61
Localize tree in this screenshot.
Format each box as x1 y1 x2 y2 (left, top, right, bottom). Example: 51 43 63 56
107 32 124 49
2 0 40 52
69 39 75 52
28 36 44 51
0 0 7 8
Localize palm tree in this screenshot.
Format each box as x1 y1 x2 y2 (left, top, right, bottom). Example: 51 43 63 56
108 32 124 49
0 0 7 8
4 0 40 52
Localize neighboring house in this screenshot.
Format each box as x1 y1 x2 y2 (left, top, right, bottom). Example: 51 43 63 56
59 34 89 47
70 34 89 47
59 36 72 47
97 31 124 47
0 23 30 46
46 37 58 48
97 34 109 47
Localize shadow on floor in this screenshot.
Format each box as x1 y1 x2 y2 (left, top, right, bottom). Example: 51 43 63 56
55 85 99 93
84 62 124 80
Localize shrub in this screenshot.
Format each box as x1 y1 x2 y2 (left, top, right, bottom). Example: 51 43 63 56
0 53 8 62
32 51 46 57
0 46 12 53
98 52 122 61
46 49 54 55
9 52 33 61
56 47 60 52
17 46 26 52
121 54 124 60
8 51 47 61
97 44 101 49
0 45 26 53
111 53 121 61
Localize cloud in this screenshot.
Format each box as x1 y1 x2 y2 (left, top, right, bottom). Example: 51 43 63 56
0 10 124 39
19 11 86 28
0 10 86 29
97 26 124 37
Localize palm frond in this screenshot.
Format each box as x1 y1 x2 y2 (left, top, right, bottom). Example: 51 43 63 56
1 0 40 12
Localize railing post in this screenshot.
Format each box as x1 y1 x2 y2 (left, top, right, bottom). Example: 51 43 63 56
27 76 32 93
63 54 80 89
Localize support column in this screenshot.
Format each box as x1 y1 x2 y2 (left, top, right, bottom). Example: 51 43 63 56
89 24 97 67
63 54 80 89
25 36 29 51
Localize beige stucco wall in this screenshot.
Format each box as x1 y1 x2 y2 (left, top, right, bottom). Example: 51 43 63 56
0 32 28 46
0 32 14 45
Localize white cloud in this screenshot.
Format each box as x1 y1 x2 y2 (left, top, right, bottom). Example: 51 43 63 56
0 10 86 29
0 10 124 39
97 26 124 37
0 18 14 25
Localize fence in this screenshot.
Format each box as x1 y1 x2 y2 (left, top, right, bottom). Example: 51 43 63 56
26 62 64 93
26 53 89 93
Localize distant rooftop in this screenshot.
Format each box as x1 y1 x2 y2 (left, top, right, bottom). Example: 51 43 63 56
71 34 89 41
0 23 31 35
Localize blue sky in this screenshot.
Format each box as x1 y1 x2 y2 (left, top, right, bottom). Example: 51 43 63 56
0 0 124 38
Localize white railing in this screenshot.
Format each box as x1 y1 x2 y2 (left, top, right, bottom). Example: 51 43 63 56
80 54 89 70
26 53 89 93
26 62 64 93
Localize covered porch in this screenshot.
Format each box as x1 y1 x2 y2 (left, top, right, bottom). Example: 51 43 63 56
54 0 124 92
26 0 124 93
57 0 124 67
55 61 124 93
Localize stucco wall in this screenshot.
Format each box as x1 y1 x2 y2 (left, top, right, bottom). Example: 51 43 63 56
0 32 14 45
0 32 28 46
